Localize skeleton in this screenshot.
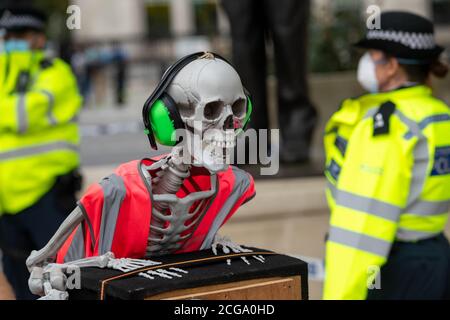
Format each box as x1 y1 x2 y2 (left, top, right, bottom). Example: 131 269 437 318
26 54 263 300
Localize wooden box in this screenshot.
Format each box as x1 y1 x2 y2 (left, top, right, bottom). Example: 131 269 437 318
69 247 308 300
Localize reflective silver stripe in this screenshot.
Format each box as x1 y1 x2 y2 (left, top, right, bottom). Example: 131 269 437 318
329 182 449 217
363 108 379 119
419 114 450 130
395 110 429 210
17 94 27 133
405 114 450 139
395 111 449 218
98 174 126 254
0 141 78 160
78 203 96 250
396 228 440 241
328 226 392 257
39 89 57 125
65 224 86 263
327 182 401 222
406 199 450 216
365 108 433 217
327 181 337 198
200 167 252 250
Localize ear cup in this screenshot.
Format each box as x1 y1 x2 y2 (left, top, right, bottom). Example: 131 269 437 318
149 94 184 146
143 52 208 150
235 96 253 135
243 96 253 129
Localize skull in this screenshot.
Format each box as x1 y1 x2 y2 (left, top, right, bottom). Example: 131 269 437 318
167 56 247 173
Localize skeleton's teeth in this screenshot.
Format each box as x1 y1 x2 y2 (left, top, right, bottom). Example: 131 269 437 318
209 137 235 149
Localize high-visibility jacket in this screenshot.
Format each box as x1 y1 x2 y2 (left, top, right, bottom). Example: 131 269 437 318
0 50 82 215
56 159 255 263
323 85 450 299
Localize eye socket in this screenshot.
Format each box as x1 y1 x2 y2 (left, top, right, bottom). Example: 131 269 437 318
203 101 224 120
231 98 246 118
177 103 194 118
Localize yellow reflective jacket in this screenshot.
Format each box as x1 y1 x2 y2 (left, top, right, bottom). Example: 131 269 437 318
0 50 82 215
323 85 450 299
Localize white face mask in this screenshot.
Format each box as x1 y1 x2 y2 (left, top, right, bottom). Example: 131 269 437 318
357 52 379 93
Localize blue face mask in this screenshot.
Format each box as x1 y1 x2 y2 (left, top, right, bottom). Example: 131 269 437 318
3 39 30 53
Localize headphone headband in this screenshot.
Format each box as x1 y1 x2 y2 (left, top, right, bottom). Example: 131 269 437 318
143 52 249 150
143 52 232 149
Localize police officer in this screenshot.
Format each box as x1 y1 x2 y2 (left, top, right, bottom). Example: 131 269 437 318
0 6 82 299
323 11 450 299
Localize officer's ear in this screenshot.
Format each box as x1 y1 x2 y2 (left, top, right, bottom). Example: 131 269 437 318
377 53 403 88
26 31 46 50
383 54 400 78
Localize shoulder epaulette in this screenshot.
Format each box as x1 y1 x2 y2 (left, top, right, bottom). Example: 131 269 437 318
40 58 54 69
373 101 396 136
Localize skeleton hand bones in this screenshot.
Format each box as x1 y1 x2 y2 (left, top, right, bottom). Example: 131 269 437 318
211 235 266 265
28 252 115 299
28 252 188 300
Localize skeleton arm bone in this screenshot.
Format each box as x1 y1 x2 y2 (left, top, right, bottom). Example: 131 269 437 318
26 206 85 270
26 206 86 298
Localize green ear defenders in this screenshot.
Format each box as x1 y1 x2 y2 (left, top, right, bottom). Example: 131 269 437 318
142 51 253 150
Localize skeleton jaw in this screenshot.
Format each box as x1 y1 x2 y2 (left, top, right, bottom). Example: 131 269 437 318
197 130 236 173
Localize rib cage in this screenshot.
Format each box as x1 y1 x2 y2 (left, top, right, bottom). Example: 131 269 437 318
141 154 217 257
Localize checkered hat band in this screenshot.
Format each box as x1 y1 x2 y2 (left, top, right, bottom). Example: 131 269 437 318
0 15 45 30
367 30 435 50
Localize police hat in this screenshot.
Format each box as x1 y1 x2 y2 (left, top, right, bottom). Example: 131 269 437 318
0 5 47 32
355 11 444 63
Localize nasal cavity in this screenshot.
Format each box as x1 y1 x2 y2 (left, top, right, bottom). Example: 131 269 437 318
223 115 234 130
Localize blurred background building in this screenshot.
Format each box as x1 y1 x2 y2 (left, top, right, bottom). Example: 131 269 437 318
3 0 445 168
1 0 450 299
